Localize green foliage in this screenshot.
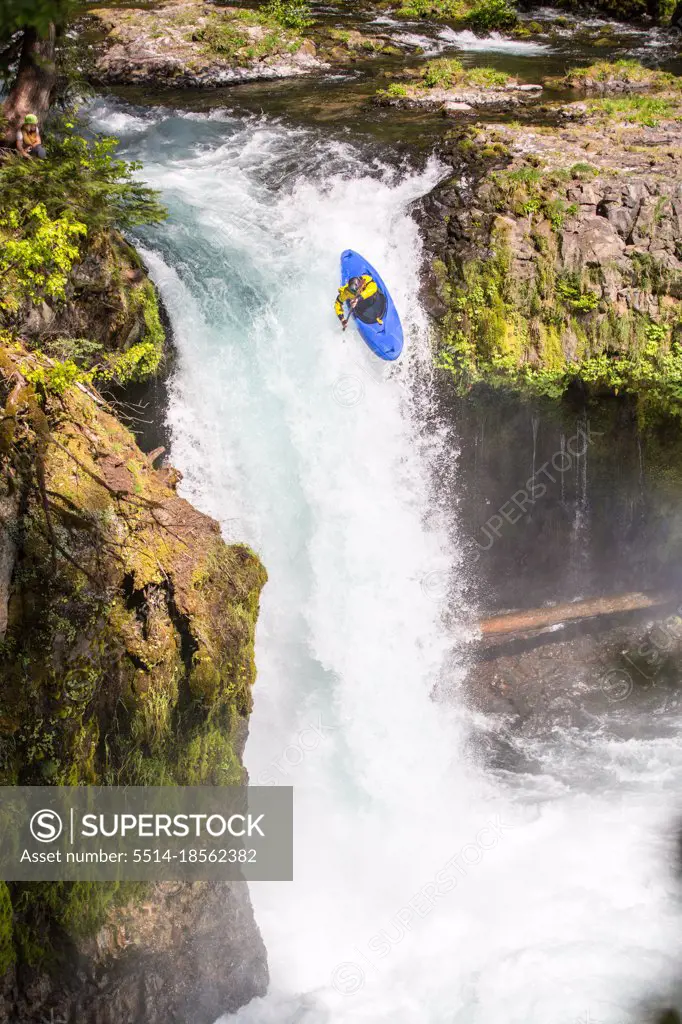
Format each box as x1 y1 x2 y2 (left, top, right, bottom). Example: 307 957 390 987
556 275 600 311
106 340 162 385
0 119 166 238
99 282 164 384
380 82 409 98
179 723 243 785
395 0 460 17
395 0 517 26
0 203 86 311
420 57 510 89
569 162 598 178
544 198 578 230
195 8 303 60
589 94 675 127
26 358 91 396
466 65 510 87
42 336 103 364
0 117 167 384
437 243 527 386
644 320 668 346
465 0 517 30
565 58 678 89
423 57 464 88
0 0 72 37
436 229 682 416
488 165 580 226
194 16 249 55
262 0 312 29
12 880 144 966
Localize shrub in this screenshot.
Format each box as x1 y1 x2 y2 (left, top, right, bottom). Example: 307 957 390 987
25 358 91 396
466 66 510 87
421 58 510 90
195 17 249 55
0 204 86 311
0 116 165 318
0 118 166 238
262 0 312 29
465 0 517 31
423 57 464 88
556 275 599 311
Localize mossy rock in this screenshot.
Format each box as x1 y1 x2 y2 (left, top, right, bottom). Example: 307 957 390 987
0 339 267 970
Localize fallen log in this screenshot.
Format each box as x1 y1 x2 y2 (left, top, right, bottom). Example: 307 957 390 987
480 591 677 637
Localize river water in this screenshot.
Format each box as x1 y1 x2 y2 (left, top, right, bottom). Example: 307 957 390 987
91 68 682 1023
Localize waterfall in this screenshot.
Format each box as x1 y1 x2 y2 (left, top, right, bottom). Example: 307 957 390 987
89 98 682 1024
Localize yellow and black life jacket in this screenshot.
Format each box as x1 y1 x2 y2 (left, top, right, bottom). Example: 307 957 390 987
334 275 378 320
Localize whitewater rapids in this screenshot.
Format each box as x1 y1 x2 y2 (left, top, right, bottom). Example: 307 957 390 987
90 100 682 1024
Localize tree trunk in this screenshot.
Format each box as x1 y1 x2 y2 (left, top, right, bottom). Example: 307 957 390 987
479 591 675 637
2 24 56 141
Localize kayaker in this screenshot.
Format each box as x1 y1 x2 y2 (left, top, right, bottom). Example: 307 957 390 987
15 114 46 160
335 275 385 330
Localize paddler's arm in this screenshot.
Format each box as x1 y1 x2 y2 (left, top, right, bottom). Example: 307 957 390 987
335 289 348 329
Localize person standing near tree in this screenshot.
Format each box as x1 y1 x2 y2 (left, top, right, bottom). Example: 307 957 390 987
15 113 46 159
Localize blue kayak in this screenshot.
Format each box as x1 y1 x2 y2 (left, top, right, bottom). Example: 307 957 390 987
340 249 404 361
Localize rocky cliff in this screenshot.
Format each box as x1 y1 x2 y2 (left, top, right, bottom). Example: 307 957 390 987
0 339 268 1022
12 231 167 388
417 71 682 417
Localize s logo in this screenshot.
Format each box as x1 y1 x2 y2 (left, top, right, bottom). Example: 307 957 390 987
30 809 63 843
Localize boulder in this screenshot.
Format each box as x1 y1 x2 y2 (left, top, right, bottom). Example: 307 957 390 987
561 216 626 270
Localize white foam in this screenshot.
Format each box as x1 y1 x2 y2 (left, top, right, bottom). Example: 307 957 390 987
391 29 447 53
438 27 550 53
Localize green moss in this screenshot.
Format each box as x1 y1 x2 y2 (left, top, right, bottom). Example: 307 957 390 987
99 281 165 384
0 883 15 975
12 880 145 968
0 340 267 970
179 720 243 785
588 94 677 127
436 218 682 417
559 59 679 90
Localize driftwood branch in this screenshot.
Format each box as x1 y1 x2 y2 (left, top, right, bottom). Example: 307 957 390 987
480 591 677 637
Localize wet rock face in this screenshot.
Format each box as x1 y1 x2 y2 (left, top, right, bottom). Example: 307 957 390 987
421 122 682 294
415 111 682 396
11 231 167 385
0 341 268 1022
0 513 16 644
10 883 267 1024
